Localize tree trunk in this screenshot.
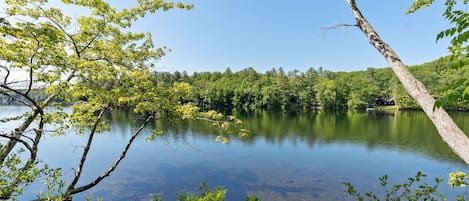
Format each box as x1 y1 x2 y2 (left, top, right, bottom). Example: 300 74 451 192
346 0 469 165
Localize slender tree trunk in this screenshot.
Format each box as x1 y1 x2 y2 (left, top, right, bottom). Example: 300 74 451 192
0 73 74 163
346 0 469 165
0 109 39 163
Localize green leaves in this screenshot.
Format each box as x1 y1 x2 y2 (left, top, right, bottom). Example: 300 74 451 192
175 182 227 201
146 129 164 142
449 171 469 188
434 77 468 109
0 150 53 199
314 77 337 109
344 172 448 201
407 0 469 107
0 0 204 199
408 0 468 58
406 0 436 14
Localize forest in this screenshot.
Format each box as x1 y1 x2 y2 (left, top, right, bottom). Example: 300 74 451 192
2 57 467 113
151 57 469 112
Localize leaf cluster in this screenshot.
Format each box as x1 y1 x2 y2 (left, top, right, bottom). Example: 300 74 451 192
407 0 469 107
0 148 54 200
344 172 447 201
153 182 261 201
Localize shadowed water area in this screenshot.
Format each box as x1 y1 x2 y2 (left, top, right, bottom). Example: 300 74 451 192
1 106 469 200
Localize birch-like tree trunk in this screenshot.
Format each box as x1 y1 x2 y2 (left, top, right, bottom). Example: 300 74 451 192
346 0 469 165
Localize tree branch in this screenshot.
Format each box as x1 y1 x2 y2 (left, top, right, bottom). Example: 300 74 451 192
0 117 45 200
67 115 154 195
66 106 109 192
0 64 10 84
25 36 40 96
0 90 34 108
78 30 103 54
346 0 469 165
0 72 75 163
0 113 27 123
321 23 358 30
0 134 33 154
0 84 41 110
29 2 81 58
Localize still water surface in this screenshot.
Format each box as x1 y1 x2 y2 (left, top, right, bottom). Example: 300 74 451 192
1 106 469 200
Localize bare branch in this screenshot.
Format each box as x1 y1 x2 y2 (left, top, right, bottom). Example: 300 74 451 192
25 66 34 96
66 106 109 192
0 113 27 123
321 23 358 30
30 118 44 161
0 64 10 84
0 134 33 154
0 90 34 108
0 84 41 110
2 80 30 86
67 115 154 195
26 37 41 96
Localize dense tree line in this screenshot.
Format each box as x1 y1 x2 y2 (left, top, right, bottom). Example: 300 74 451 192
152 58 469 112
3 58 467 113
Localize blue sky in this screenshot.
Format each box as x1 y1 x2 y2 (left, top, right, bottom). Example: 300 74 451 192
116 1 450 73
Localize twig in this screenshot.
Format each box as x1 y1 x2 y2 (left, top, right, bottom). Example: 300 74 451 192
25 36 41 96
321 23 358 30
0 91 34 108
0 133 33 154
78 29 103 54
0 64 10 84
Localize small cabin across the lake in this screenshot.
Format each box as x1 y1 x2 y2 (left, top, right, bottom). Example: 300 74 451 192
374 97 395 106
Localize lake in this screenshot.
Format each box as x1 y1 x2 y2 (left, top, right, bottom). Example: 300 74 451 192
1 106 469 201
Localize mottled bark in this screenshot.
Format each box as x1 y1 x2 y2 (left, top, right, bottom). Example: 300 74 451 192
0 108 40 163
346 0 469 165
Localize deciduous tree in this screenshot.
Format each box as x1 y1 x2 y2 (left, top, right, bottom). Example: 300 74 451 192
0 1 245 200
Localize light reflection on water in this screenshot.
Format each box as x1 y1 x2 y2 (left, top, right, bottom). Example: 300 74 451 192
1 106 469 200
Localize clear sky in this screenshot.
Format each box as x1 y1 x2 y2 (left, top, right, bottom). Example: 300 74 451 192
112 0 452 74
4 0 453 74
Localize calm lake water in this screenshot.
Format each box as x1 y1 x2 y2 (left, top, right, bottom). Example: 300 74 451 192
1 106 469 200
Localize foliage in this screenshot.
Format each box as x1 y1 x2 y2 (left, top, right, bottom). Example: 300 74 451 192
0 148 53 199
407 0 469 107
36 169 67 201
344 171 469 201
152 182 261 201
150 58 469 112
344 172 449 201
449 171 469 188
176 182 227 201
7 58 468 112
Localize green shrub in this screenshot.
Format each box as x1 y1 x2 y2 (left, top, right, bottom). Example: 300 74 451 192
343 171 469 201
